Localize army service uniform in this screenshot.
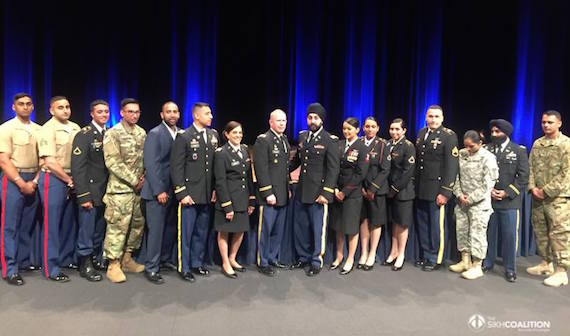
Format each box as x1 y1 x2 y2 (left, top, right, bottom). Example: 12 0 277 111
360 136 391 228
170 124 219 273
253 130 290 267
415 125 459 266
386 137 416 227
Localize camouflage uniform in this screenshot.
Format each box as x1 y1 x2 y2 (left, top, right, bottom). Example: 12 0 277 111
528 133 570 269
102 120 146 260
453 147 499 259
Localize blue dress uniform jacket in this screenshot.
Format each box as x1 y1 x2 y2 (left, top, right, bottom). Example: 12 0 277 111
415 125 459 200
253 130 291 206
214 143 256 213
387 137 416 201
294 129 340 203
338 139 370 198
71 124 108 206
171 125 219 203
489 140 529 209
361 137 390 196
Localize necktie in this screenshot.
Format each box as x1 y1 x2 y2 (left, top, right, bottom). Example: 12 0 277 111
280 136 287 152
200 130 206 144
424 130 431 141
238 149 243 159
345 142 350 153
307 132 313 144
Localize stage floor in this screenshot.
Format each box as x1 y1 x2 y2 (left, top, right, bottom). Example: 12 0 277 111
0 256 568 336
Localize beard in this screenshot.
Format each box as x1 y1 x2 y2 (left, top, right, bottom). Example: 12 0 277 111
490 135 507 144
309 123 322 132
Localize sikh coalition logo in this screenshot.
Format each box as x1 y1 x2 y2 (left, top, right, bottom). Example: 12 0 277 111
467 314 486 332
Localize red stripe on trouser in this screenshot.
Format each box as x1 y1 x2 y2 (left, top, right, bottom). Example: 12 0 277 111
1 175 8 278
43 172 50 278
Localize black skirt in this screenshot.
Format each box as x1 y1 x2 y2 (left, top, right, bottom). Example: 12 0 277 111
330 196 363 235
214 209 250 233
388 199 413 228
360 195 387 227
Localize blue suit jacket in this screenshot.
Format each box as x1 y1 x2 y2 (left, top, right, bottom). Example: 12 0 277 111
141 122 177 200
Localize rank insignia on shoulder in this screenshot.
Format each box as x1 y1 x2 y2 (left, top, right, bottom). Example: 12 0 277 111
452 146 459 157
330 135 339 140
177 129 185 134
81 126 92 133
215 147 223 152
408 156 415 164
73 147 82 155
258 134 267 138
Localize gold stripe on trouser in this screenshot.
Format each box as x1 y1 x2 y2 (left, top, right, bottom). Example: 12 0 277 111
257 206 264 266
318 204 329 268
177 203 182 273
515 209 521 252
437 205 445 264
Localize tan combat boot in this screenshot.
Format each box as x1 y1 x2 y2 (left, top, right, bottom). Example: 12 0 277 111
543 268 568 287
107 259 127 283
449 251 471 273
121 252 145 273
462 258 484 280
526 260 554 276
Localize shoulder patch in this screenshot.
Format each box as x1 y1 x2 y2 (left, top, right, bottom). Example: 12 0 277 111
408 156 415 164
452 146 459 157
73 146 82 155
387 154 391 161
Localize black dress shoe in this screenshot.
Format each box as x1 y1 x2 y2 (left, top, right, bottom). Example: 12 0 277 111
305 266 321 277
222 268 238 279
505 272 517 283
79 255 102 282
363 264 374 271
6 273 24 286
92 257 107 271
291 260 310 269
392 263 404 271
414 259 425 268
257 266 275 277
233 266 246 273
340 265 354 275
20 265 41 272
49 272 70 282
160 262 178 272
179 271 196 283
269 261 289 269
191 267 210 277
329 263 340 271
382 259 396 266
482 265 493 273
145 271 165 284
421 261 440 272
64 263 79 270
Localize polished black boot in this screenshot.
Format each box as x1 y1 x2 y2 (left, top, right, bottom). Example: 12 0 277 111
79 255 103 282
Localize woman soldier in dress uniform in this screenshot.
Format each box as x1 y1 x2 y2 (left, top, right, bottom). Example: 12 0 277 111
214 121 256 279
330 117 369 275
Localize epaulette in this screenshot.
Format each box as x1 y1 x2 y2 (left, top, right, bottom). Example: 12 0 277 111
177 129 185 134
330 134 339 140
81 125 92 133
215 147 223 152
257 133 267 138
299 130 308 135
212 129 218 133
519 145 526 149
443 127 455 135
241 144 248 149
